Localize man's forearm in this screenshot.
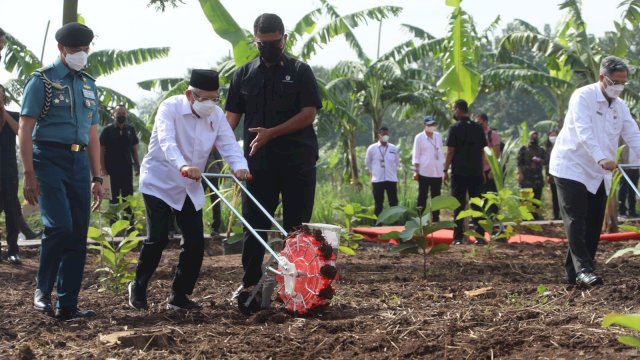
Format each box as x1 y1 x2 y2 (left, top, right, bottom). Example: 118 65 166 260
18 116 36 174
88 126 101 177
269 107 316 138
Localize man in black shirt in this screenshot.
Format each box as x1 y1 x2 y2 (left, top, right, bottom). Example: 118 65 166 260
0 84 41 264
100 105 140 223
444 99 488 245
225 13 322 303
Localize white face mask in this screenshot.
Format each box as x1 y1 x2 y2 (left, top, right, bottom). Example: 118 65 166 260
604 76 625 98
192 99 216 117
425 126 436 133
549 136 557 144
65 51 88 71
380 135 390 142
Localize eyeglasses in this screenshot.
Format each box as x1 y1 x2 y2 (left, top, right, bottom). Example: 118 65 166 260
192 91 220 104
605 76 629 86
255 37 283 48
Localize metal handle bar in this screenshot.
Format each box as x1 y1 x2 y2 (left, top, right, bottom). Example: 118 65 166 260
201 173 288 265
617 164 640 199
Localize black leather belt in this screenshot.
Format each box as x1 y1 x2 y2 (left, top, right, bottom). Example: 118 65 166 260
35 140 87 152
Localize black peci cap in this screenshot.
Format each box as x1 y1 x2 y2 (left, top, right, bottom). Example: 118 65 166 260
189 69 219 91
55 22 94 47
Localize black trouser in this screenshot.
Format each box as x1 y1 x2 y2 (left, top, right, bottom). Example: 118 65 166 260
109 170 134 223
0 175 22 256
550 180 560 220
242 164 316 287
202 177 221 233
372 181 398 216
619 168 639 215
134 194 204 295
451 174 484 240
554 177 606 281
417 176 442 221
532 186 544 220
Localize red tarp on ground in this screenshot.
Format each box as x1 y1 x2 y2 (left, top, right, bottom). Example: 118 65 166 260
352 226 640 245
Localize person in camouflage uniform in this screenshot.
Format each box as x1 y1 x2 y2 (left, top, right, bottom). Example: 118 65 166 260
517 131 546 219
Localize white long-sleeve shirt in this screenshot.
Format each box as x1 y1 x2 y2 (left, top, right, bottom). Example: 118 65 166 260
549 82 640 194
412 131 445 177
365 142 400 183
139 95 248 210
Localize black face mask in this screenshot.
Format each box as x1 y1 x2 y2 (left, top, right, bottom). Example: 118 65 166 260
116 115 126 124
529 138 539 146
259 43 283 64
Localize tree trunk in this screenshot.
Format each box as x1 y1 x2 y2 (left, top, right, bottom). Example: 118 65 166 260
347 132 361 189
63 0 79 25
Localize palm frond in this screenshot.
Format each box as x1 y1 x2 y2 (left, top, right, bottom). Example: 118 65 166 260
137 77 184 92
85 47 170 78
3 33 43 79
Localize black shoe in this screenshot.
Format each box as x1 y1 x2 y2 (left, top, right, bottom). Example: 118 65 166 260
166 294 201 310
475 238 487 246
33 289 52 312
7 254 22 265
576 271 603 287
128 281 148 310
54 307 96 320
453 239 464 245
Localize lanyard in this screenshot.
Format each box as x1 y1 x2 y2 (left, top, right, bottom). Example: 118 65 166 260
425 133 439 159
379 144 388 168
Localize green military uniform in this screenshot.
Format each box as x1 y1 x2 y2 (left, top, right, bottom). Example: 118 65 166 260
517 140 546 202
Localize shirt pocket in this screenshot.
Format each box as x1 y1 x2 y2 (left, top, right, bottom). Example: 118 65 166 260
276 82 299 113
240 83 261 114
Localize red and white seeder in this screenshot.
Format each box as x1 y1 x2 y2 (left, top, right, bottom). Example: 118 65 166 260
201 173 339 316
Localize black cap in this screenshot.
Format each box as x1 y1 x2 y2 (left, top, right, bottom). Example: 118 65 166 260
424 116 436 126
55 22 94 47
189 69 219 91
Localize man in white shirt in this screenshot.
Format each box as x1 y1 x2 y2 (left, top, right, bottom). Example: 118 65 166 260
549 56 640 287
365 126 400 216
128 69 249 311
412 116 445 221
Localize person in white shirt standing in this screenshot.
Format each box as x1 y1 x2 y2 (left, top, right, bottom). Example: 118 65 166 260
549 56 640 288
128 70 249 311
412 116 445 221
365 126 400 216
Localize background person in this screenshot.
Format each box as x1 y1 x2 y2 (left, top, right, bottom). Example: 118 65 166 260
366 126 400 216
549 56 640 287
475 113 501 192
19 22 102 320
128 69 249 311
0 84 41 265
444 99 487 245
412 116 444 220
545 128 561 220
100 104 140 224
517 131 546 219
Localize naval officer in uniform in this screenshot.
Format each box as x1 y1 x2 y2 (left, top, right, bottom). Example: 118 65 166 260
19 22 103 320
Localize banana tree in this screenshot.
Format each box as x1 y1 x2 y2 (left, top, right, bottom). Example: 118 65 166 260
199 0 401 69
2 32 168 143
322 62 366 187
436 0 482 105
488 0 640 128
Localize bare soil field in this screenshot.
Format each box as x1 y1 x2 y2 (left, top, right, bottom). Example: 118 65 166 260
2 233 640 359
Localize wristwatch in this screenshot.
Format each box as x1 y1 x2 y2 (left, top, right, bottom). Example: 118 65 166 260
92 176 103 185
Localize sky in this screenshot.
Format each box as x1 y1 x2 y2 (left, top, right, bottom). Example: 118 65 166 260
0 0 626 111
